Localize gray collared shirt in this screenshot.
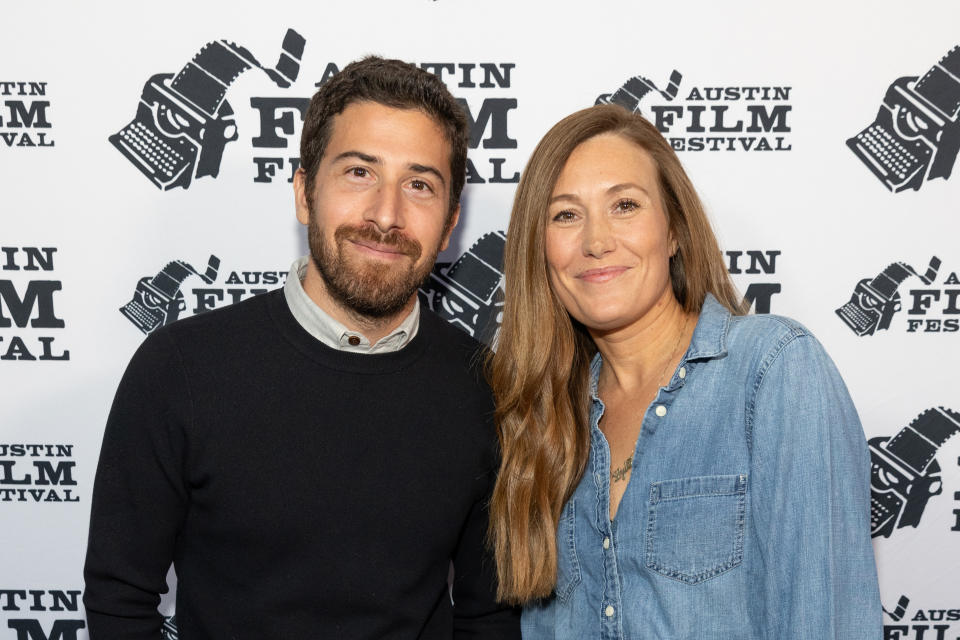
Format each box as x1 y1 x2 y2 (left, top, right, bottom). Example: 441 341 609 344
283 256 419 354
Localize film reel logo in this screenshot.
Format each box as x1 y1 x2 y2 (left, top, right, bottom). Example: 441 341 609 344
419 231 506 347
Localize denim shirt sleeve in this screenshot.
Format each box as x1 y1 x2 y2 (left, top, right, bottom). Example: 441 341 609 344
747 329 882 638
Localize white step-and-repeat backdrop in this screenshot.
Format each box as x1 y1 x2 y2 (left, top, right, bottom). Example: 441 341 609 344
2 1 959 637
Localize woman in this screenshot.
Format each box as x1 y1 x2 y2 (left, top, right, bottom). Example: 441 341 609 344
489 105 881 638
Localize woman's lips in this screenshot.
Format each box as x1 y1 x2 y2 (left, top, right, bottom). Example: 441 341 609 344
576 266 629 283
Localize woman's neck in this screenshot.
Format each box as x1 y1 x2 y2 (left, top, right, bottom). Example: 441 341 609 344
592 292 695 395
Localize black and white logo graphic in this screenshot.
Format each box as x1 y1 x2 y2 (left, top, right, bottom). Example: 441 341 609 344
596 70 792 152
881 594 960 637
1 246 69 361
725 249 781 314
848 45 960 192
1 81 54 148
870 407 960 538
835 257 948 335
419 231 506 346
0 590 85 640
111 29 305 190
597 70 683 111
121 256 221 334
120 256 287 335
886 595 912 622
162 615 178 640
0 444 78 504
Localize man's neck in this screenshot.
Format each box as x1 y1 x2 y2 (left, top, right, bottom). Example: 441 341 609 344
300 260 415 344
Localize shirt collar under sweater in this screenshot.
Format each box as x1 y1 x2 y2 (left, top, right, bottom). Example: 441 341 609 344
283 256 419 354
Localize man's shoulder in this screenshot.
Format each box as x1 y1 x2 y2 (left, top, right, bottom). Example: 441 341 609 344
417 308 492 392
419 307 489 362
148 288 280 353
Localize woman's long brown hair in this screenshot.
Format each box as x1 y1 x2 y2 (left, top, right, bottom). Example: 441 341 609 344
489 105 745 604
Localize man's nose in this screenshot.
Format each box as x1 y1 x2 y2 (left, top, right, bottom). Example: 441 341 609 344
364 184 404 233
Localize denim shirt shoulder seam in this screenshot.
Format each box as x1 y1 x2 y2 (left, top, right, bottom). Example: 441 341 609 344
744 321 809 454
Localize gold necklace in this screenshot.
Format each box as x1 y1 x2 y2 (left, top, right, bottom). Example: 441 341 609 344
611 313 692 483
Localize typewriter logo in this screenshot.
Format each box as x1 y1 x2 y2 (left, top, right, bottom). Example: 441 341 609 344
595 70 683 114
870 407 960 538
848 45 960 192
419 231 506 347
835 257 940 336
120 256 220 335
110 29 305 190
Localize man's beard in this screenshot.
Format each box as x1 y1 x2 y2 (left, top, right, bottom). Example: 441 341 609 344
307 207 440 320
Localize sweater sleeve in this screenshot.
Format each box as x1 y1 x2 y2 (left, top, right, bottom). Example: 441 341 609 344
83 330 192 639
450 469 522 639
748 331 882 638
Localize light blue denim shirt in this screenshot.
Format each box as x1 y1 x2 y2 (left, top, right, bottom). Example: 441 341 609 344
522 295 882 639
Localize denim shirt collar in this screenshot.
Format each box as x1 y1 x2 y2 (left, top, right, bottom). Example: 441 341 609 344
588 293 731 402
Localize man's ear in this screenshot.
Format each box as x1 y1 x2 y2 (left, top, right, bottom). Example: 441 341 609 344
440 205 461 252
293 168 310 225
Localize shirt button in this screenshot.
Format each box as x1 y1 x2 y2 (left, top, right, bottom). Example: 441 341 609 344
678 367 686 379
655 405 667 417
605 605 615 618
347 335 361 346
603 537 610 549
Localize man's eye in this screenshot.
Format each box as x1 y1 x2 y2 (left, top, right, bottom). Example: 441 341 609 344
409 179 432 192
349 167 369 178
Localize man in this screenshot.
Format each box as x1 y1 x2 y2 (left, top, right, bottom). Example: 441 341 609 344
84 57 520 639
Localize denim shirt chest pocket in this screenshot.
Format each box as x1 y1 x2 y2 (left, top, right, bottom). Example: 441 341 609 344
645 473 747 585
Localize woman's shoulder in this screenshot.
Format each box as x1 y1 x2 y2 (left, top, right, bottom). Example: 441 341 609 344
717 311 838 382
725 311 817 352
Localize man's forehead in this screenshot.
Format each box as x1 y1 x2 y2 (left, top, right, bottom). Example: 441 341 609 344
330 101 447 143
322 101 452 173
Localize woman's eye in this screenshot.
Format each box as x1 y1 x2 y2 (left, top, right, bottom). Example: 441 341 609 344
615 199 639 212
551 210 577 223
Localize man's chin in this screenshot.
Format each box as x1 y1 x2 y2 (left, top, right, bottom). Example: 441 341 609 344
332 264 422 318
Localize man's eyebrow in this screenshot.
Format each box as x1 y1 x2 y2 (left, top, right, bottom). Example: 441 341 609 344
330 153 446 186
409 163 446 186
331 150 379 164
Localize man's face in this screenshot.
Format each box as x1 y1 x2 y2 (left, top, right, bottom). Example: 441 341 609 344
294 101 459 319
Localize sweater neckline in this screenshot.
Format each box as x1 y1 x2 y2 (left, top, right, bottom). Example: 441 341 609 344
266 289 432 374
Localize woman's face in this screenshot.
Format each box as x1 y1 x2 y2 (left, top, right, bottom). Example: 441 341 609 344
544 133 678 334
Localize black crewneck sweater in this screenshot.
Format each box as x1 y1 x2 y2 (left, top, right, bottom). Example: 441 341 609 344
84 289 519 639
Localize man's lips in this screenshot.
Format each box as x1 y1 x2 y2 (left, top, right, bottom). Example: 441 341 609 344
349 238 410 258
576 266 629 283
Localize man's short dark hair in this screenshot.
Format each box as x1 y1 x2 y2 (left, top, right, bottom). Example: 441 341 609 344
300 56 469 220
